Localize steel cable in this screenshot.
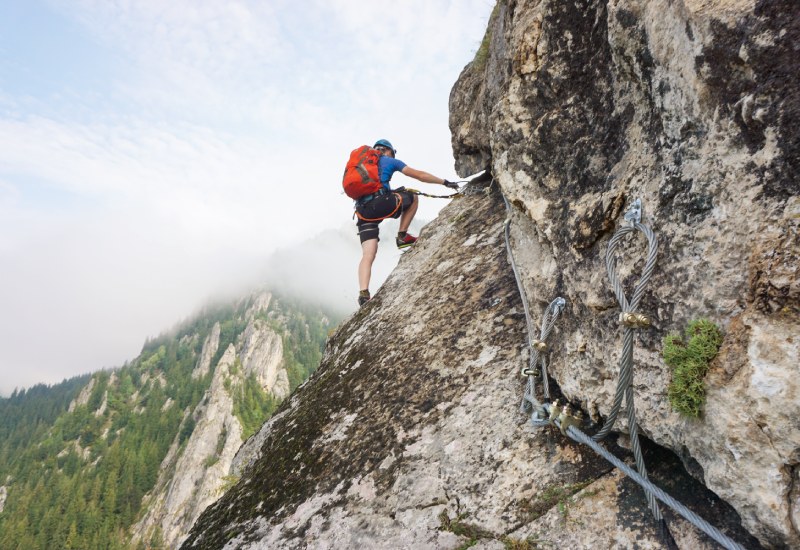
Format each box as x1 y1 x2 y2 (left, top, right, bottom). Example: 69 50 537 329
501 193 536 369
499 188 739 547
593 222 658 439
565 425 745 550
500 191 565 422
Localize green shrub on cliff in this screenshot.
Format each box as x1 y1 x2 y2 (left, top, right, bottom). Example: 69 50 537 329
473 1 502 70
232 372 279 439
663 319 723 418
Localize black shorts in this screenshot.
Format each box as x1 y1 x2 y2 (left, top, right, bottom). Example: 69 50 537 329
356 190 415 243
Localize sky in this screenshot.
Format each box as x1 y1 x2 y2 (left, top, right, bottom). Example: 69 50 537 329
0 0 495 395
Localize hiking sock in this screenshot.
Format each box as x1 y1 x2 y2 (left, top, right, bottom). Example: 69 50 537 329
397 231 407 239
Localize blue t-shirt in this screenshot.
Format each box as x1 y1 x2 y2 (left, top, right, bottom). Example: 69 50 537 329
378 156 407 191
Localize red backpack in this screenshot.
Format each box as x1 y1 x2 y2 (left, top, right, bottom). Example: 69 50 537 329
342 145 383 199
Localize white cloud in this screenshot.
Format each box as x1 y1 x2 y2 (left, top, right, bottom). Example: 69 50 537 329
0 0 494 394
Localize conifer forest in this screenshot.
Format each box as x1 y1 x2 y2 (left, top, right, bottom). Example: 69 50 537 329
0 293 337 549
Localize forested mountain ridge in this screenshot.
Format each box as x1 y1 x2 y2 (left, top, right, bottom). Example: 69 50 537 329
0 290 336 549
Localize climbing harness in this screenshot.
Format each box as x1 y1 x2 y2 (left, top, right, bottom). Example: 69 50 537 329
498 187 744 549
354 193 402 222
354 179 471 222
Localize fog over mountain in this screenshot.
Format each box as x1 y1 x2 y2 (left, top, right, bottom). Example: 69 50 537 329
261 217 428 316
0 216 425 396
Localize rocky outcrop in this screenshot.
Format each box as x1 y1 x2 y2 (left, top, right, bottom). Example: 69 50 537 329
448 0 798 546
239 320 289 399
67 377 95 412
246 293 273 321
132 294 291 548
67 374 108 416
192 322 221 380
93 390 108 417
0 485 6 514
134 345 244 547
184 0 796 548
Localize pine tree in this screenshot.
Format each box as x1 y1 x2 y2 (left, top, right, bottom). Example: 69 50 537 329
64 521 79 549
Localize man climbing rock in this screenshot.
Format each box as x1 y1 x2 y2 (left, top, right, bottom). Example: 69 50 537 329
353 139 457 307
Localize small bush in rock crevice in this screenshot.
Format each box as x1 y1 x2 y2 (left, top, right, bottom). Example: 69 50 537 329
663 319 723 418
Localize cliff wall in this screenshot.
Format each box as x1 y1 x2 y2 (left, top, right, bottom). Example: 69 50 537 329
184 187 756 548
450 0 798 546
184 0 797 547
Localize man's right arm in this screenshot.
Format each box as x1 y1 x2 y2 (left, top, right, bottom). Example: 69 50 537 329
401 166 446 185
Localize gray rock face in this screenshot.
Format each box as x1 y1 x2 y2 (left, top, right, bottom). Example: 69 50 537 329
449 0 798 547
192 322 221 380
230 396 296 479
182 189 757 549
134 345 244 548
68 377 95 412
239 319 288 399
0 485 6 514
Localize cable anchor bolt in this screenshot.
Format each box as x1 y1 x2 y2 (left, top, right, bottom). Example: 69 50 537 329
532 339 548 352
557 406 582 436
620 312 651 328
531 404 548 423
548 400 561 423
624 198 642 227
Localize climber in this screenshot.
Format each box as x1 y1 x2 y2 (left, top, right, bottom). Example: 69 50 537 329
355 139 458 307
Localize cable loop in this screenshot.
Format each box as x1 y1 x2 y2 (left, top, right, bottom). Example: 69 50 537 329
595 219 658 440
605 223 658 314
591 201 661 521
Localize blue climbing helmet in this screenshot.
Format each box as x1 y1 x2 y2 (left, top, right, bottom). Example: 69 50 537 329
373 139 396 156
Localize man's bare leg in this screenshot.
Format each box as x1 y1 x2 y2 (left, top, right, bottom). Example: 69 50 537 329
358 238 379 292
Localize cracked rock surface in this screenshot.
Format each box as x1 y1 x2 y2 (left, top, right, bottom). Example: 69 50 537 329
450 0 798 547
183 188 756 549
